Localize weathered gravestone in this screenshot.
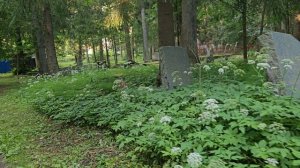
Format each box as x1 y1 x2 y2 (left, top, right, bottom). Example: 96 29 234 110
258 31 300 98
152 52 159 61
159 46 192 89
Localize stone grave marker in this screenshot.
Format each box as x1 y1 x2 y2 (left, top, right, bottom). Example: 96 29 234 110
258 31 300 98
159 46 192 89
152 52 159 61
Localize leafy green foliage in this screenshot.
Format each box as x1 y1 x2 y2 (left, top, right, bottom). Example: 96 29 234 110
21 62 300 167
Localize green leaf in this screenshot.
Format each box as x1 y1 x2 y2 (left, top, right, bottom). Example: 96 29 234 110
291 149 300 158
292 160 300 166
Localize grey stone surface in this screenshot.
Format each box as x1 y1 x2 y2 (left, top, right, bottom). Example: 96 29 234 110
152 52 159 61
159 46 192 89
258 32 300 98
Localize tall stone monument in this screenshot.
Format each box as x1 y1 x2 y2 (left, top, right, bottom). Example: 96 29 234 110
159 46 192 89
258 32 300 98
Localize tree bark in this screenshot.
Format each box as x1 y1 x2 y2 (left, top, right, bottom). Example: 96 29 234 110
295 12 300 40
181 0 199 64
104 37 111 68
112 35 118 65
85 44 90 64
43 2 59 74
77 38 83 67
32 5 48 74
259 0 266 35
174 0 182 46
141 0 150 62
99 38 104 62
241 0 248 61
124 21 133 61
158 0 175 47
92 42 97 63
15 28 25 75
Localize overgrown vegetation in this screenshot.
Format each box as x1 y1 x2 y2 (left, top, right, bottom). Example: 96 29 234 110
18 58 300 167
0 75 131 167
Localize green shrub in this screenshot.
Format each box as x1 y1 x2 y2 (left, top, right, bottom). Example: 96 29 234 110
21 61 300 167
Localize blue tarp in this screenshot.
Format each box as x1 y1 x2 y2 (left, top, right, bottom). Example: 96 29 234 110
0 60 12 73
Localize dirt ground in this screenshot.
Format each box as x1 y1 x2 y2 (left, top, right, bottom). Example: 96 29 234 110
0 155 6 168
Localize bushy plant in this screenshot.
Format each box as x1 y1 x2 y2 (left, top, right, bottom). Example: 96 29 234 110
21 60 300 167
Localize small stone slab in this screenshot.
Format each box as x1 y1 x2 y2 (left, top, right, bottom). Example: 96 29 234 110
258 32 300 98
159 46 192 89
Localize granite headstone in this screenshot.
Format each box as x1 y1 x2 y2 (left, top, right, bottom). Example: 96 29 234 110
258 31 300 98
159 46 192 89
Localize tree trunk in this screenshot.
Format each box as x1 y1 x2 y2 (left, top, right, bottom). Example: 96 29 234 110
158 0 175 47
43 2 59 74
99 38 104 62
32 6 48 74
104 37 111 68
181 0 199 64
295 12 300 40
112 36 118 65
92 42 97 63
174 0 182 46
141 0 151 62
15 28 25 75
241 0 248 61
77 38 83 67
35 24 48 74
124 21 133 61
85 44 90 64
259 1 266 35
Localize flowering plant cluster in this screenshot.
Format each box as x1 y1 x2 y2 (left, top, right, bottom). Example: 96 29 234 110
22 62 300 167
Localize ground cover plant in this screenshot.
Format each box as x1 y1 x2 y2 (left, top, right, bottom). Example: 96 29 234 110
0 75 136 167
18 55 300 167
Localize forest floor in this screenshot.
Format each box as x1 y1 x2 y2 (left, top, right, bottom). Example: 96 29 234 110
0 74 125 167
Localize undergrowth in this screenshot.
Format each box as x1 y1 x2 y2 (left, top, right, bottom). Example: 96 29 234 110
20 59 300 168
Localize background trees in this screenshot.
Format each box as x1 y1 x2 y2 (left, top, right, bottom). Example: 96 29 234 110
0 0 299 74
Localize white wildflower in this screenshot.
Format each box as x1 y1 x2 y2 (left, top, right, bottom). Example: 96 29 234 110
281 59 294 65
222 66 229 70
160 116 172 125
121 91 134 101
136 122 142 127
138 86 154 92
203 65 211 71
198 111 219 123
257 63 271 70
248 60 256 65
205 103 219 111
263 82 273 89
258 123 267 130
240 109 249 116
271 66 278 70
268 122 286 133
203 99 219 112
190 93 197 98
265 158 279 166
148 132 156 140
188 71 193 75
184 71 188 74
218 68 225 75
171 147 182 154
203 99 218 106
148 117 155 124
234 69 245 77
283 64 292 70
187 152 203 168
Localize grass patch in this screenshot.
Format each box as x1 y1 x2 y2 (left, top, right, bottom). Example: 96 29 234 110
0 76 130 167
